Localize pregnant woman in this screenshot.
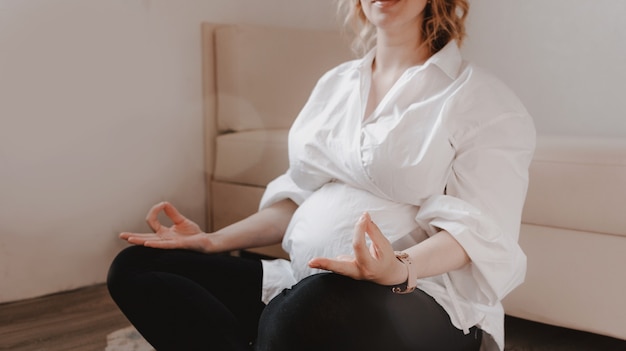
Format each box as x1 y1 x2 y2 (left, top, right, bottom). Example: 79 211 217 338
107 1 535 350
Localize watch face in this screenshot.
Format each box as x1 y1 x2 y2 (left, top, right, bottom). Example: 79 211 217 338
395 251 409 260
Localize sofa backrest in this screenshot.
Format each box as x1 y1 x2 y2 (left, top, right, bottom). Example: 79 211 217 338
521 136 626 238
207 23 353 134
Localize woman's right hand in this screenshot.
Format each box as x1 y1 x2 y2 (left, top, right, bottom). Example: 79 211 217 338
119 201 217 253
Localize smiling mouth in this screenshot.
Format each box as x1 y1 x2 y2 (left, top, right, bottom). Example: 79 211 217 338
372 0 398 8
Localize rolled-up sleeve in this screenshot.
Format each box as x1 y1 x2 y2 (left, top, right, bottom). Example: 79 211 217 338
259 170 314 210
415 113 536 304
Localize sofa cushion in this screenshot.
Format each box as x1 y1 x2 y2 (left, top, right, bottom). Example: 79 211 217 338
522 136 626 238
504 223 626 339
213 130 289 187
214 24 352 133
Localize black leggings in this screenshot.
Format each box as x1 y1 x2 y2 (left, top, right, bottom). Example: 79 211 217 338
107 246 482 351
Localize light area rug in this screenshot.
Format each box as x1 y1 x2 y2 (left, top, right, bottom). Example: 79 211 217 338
105 325 154 351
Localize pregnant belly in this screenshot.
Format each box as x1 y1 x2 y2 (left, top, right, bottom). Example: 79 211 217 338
283 182 421 281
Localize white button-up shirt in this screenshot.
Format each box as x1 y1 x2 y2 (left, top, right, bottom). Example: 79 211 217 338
259 41 536 351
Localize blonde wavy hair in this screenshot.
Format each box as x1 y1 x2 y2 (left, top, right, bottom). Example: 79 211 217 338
337 0 470 56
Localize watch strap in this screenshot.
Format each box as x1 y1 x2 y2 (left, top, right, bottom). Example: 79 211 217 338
392 251 417 294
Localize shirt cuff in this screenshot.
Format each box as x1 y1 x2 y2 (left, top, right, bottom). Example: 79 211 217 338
259 173 313 210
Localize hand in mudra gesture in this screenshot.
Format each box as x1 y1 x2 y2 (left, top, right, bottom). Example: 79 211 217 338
120 201 210 253
308 212 408 287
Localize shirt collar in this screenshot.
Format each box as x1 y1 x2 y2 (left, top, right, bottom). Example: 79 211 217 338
353 40 463 80
355 48 377 73
425 40 463 80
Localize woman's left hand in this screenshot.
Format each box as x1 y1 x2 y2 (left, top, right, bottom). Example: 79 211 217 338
308 212 408 286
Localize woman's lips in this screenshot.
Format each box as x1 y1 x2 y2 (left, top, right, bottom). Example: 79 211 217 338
372 0 398 9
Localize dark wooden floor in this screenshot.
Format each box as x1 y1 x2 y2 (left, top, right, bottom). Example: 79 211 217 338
0 285 129 351
0 284 625 351
504 316 626 351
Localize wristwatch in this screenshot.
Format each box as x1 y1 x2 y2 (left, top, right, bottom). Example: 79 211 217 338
392 251 417 294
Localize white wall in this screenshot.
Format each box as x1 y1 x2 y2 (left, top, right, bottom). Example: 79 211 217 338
462 0 626 137
0 0 338 303
1 0 624 304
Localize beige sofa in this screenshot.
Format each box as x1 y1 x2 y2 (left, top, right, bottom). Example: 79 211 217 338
201 22 626 341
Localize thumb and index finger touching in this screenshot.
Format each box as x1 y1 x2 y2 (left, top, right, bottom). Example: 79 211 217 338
309 212 392 272
354 212 393 259
145 201 187 232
